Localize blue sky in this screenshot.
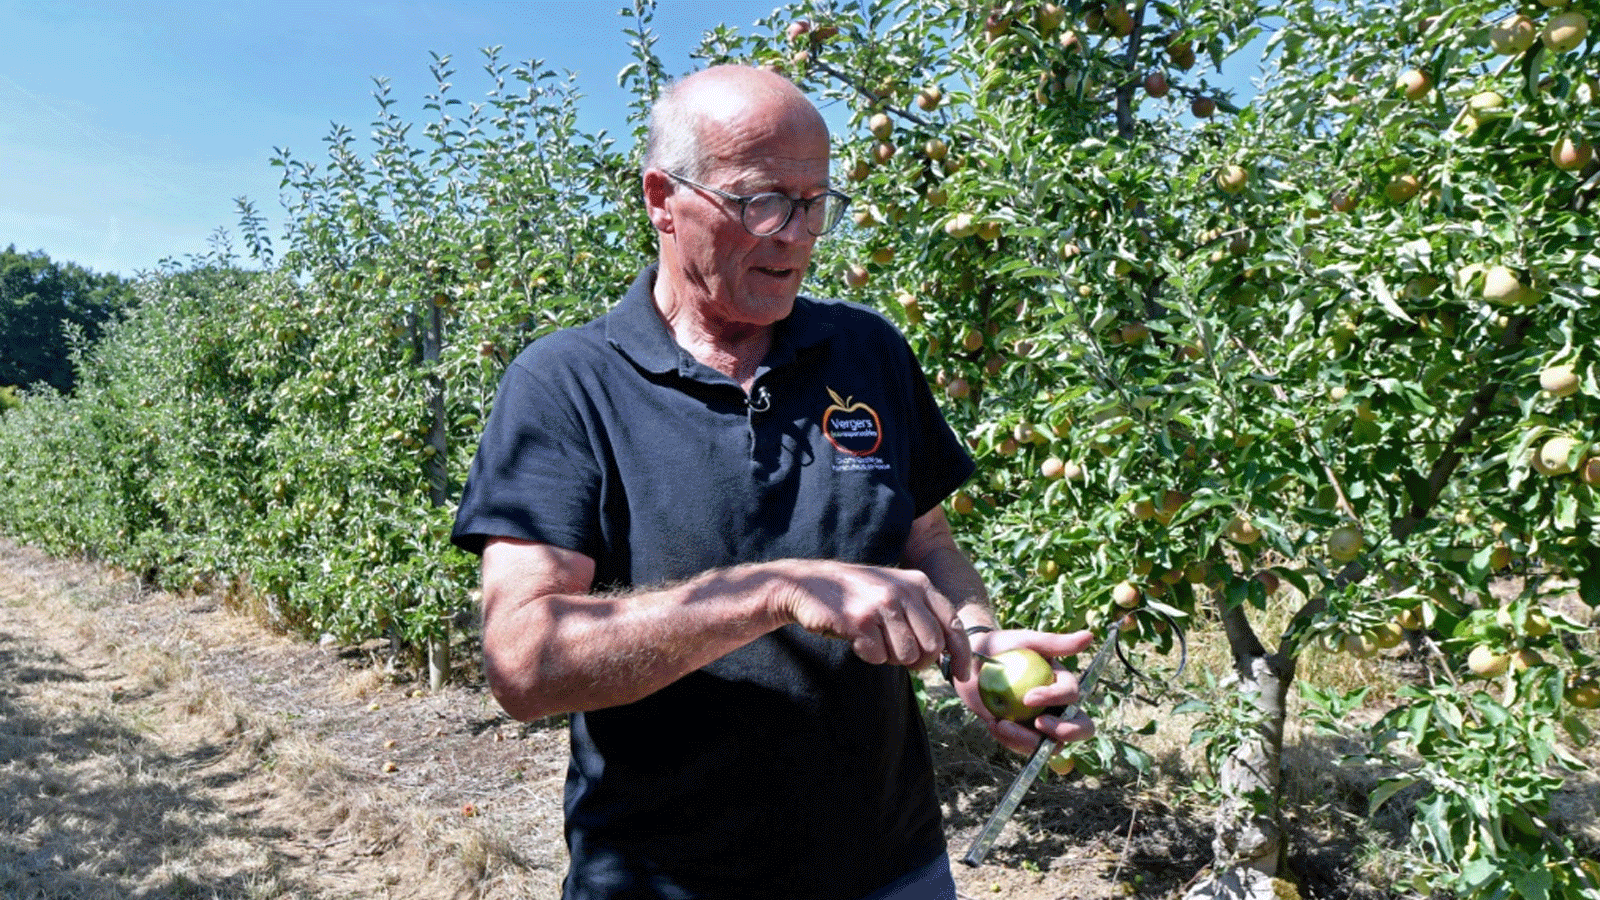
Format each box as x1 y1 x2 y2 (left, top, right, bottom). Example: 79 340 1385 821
0 1 786 277
2 2 1267 280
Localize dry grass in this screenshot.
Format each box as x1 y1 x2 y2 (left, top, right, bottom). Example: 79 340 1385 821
6 538 1599 900
337 665 394 703
0 540 561 900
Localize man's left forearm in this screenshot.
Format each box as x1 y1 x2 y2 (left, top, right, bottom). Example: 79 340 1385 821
901 507 994 630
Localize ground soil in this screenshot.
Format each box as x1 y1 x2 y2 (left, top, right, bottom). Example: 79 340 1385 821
0 539 1401 899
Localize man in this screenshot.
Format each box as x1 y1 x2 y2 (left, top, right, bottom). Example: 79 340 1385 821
451 64 1094 900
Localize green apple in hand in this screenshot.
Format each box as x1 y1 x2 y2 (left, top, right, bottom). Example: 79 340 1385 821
978 648 1055 721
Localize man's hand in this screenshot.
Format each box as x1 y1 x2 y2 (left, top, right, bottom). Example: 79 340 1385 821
955 629 1097 755
768 559 972 675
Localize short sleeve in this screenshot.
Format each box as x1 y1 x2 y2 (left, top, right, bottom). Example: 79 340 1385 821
450 343 604 558
886 321 975 517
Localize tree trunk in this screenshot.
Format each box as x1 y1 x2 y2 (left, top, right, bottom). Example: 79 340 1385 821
421 299 451 689
427 632 451 692
1184 597 1296 900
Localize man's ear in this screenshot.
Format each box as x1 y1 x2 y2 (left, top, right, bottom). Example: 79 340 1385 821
642 169 675 234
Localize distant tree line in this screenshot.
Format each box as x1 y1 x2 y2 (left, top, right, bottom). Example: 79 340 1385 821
1 245 135 396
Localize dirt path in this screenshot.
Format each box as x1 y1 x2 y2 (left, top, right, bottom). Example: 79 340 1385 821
0 538 1221 899
0 540 567 899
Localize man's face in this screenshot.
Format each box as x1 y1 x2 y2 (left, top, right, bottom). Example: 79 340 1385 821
662 94 832 330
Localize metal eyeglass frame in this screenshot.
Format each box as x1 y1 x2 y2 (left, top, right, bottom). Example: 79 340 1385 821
666 171 852 237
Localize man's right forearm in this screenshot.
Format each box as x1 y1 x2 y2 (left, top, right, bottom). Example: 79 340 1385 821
481 546 789 721
481 540 970 720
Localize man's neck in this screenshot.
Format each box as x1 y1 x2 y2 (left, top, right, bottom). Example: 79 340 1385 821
653 280 773 390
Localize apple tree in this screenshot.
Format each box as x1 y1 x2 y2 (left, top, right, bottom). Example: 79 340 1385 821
216 45 659 683
0 42 659 687
708 0 1599 895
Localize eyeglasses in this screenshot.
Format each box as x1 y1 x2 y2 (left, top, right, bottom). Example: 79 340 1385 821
666 172 852 237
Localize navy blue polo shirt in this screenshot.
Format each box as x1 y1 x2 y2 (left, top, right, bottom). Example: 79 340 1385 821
452 265 975 900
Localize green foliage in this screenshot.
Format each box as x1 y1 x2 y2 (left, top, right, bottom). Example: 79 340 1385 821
0 36 659 651
2 0 1599 891
0 245 134 394
716 0 1600 892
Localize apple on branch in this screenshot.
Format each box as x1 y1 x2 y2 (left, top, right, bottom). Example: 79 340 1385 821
1396 69 1432 101
1489 14 1535 55
1552 135 1594 172
1542 12 1588 53
1216 164 1248 194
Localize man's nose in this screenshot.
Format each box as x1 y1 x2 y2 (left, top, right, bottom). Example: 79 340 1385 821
771 204 815 243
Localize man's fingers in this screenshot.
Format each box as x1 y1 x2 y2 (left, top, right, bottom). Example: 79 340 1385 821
989 709 1095 756
851 624 888 665
878 614 915 666
793 564 972 669
988 719 1046 755
897 600 947 666
1035 709 1095 744
1021 670 1081 710
942 613 973 680
985 628 1094 658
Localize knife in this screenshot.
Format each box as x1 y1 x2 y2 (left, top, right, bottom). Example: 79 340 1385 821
960 617 1125 867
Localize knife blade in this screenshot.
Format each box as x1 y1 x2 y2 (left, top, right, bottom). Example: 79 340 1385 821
960 618 1125 867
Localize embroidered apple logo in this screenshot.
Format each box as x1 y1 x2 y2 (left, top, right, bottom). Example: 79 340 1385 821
823 387 882 456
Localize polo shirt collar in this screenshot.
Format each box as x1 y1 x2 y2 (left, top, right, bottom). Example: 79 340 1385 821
606 264 837 378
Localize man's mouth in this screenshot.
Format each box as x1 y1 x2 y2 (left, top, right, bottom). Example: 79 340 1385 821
754 266 797 279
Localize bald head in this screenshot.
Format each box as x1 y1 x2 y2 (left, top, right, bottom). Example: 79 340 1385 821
644 66 828 180
638 64 835 344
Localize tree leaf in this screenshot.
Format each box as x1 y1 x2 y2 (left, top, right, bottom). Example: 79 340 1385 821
1368 776 1420 816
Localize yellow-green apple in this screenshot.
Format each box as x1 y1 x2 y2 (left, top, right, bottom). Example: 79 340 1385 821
1543 12 1588 53
978 649 1055 721
1226 514 1263 545
1482 265 1536 305
1112 580 1142 608
1216 164 1249 194
944 212 977 238
1327 523 1364 562
1467 644 1510 677
1490 14 1536 54
1037 3 1066 34
1385 173 1420 203
1396 69 1432 100
1048 748 1076 775
1341 631 1377 658
1567 677 1600 709
1371 622 1405 649
1540 364 1579 397
1533 435 1582 475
